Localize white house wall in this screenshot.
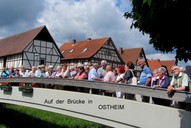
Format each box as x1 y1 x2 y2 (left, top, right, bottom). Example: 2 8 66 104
23 40 61 70
6 54 22 68
0 58 4 69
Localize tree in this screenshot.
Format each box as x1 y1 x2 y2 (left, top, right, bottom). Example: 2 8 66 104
124 0 191 63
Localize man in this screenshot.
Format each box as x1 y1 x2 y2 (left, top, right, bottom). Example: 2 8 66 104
138 59 152 103
88 62 101 94
97 60 107 79
103 65 116 96
167 66 189 93
88 63 101 81
0 67 9 78
19 65 28 77
103 65 115 83
8 66 15 77
167 66 190 109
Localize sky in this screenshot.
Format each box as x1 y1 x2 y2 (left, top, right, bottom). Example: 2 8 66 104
0 0 190 67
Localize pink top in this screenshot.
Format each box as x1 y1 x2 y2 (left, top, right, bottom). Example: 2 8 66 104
74 72 87 80
103 71 116 83
27 71 36 77
55 71 62 78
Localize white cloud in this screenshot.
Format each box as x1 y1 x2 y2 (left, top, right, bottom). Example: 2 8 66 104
0 0 190 67
36 0 191 67
146 53 175 60
37 0 153 50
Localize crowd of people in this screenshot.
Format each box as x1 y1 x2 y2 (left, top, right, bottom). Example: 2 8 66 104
0 59 190 110
0 60 137 96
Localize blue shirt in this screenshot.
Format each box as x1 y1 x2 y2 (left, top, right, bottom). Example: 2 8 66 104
1 70 9 78
139 66 152 85
88 68 100 81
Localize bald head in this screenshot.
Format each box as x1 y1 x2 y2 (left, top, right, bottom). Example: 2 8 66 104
106 65 112 72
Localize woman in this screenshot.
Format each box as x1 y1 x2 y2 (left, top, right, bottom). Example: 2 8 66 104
152 67 170 106
27 66 37 77
35 65 46 78
53 65 64 89
74 66 88 92
61 64 71 78
151 69 159 87
55 65 63 78
115 65 125 98
74 66 87 80
14 68 21 77
45 65 55 78
70 66 78 79
124 61 135 84
123 61 137 100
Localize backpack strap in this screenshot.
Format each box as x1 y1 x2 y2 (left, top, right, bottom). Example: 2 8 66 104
130 69 135 77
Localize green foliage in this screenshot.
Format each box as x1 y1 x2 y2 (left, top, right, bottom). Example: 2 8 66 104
0 124 6 128
124 0 191 63
0 104 104 128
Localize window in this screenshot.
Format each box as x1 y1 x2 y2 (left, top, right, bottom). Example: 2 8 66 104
70 49 74 53
105 50 111 56
82 48 88 52
62 50 65 54
35 54 39 60
40 58 45 65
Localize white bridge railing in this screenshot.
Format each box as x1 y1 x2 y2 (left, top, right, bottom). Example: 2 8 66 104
0 78 191 128
1 77 191 103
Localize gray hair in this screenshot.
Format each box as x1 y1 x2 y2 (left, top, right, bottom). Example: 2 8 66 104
179 67 185 72
101 60 107 64
57 65 62 70
152 69 158 74
158 67 166 74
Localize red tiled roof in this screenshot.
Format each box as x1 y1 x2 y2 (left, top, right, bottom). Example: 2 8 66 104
160 60 176 75
118 48 143 64
147 59 162 72
60 37 110 60
148 59 176 75
0 26 45 57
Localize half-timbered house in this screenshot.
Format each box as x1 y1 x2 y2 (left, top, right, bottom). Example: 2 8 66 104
118 47 176 77
59 37 124 67
0 25 62 70
118 47 148 77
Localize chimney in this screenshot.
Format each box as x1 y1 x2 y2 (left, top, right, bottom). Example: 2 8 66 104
73 39 76 44
118 47 123 54
87 38 91 41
